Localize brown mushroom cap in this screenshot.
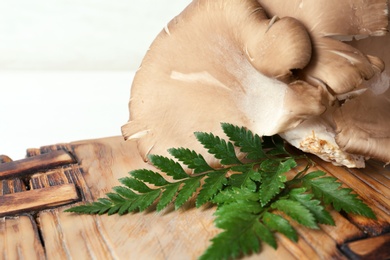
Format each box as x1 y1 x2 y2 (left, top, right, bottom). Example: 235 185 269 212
333 30 390 164
123 0 389 168
282 21 390 167
261 0 389 167
259 0 388 38
350 23 390 95
334 89 390 164
259 0 388 94
122 0 326 165
299 37 385 94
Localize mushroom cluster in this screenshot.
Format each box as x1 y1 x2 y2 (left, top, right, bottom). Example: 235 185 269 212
122 0 389 168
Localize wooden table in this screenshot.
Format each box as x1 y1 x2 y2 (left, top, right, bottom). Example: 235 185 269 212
1 136 389 259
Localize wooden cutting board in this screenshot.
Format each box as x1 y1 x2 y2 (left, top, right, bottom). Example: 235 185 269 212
1 136 389 259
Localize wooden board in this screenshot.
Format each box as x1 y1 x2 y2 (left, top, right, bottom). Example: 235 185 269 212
0 215 45 260
0 136 389 259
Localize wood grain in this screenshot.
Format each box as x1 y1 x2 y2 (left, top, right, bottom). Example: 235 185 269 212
1 136 389 259
0 183 79 217
341 233 390 260
0 215 45 260
286 159 365 244
0 150 75 179
39 210 118 260
311 156 390 236
33 137 292 259
1 178 26 195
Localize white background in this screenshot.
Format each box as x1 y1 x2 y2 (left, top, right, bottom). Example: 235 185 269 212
0 0 191 160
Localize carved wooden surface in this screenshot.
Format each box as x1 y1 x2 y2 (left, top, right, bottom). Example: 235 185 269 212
0 150 75 179
0 184 79 217
341 233 390 260
0 136 389 259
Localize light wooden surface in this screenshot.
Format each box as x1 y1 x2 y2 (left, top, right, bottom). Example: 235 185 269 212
0 215 45 260
0 136 389 259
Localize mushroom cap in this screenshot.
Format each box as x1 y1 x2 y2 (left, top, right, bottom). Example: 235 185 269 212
350 24 390 95
123 0 389 168
259 0 388 38
259 0 390 167
334 89 390 164
333 30 390 164
259 0 389 94
282 20 390 167
299 37 385 94
122 0 326 165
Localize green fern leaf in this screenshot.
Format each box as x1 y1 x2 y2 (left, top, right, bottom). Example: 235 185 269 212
253 221 277 249
229 168 261 192
271 199 318 229
118 200 133 215
221 123 265 160
174 176 202 209
213 200 262 227
106 192 126 204
148 154 188 179
65 123 377 259
196 171 228 207
119 177 153 193
69 187 162 215
304 176 376 219
259 159 296 206
65 201 111 215
132 189 161 212
112 186 138 199
156 183 181 211
212 187 259 205
130 169 170 186
288 188 335 225
200 201 263 259
115 189 161 214
194 131 242 165
107 204 122 215
199 224 259 260
262 135 289 156
302 170 326 180
262 212 298 242
168 147 214 173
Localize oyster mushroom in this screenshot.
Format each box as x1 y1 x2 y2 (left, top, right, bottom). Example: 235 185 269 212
260 0 390 167
259 0 388 94
260 0 388 39
334 31 390 165
122 0 389 168
280 35 390 167
122 0 326 166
